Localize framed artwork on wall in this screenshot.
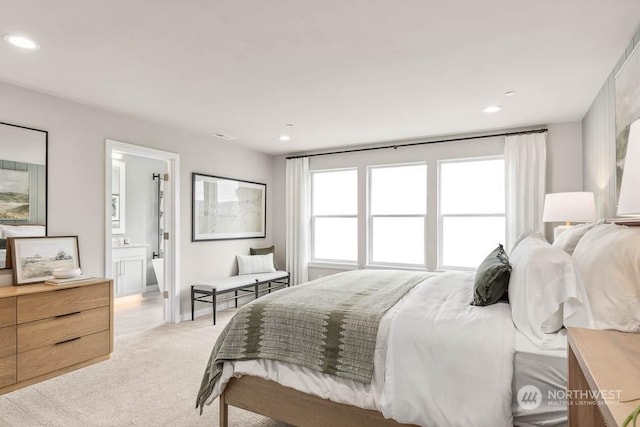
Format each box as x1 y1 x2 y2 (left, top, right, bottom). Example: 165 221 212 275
111 194 120 221
192 173 266 241
0 169 30 220
10 236 80 285
615 42 640 201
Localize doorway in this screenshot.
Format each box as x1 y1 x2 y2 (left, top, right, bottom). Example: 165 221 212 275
104 139 180 332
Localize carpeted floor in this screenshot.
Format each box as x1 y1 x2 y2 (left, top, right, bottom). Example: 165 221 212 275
0 310 287 426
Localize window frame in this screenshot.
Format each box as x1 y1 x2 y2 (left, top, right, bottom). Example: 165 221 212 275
310 167 359 264
366 162 428 269
437 155 506 271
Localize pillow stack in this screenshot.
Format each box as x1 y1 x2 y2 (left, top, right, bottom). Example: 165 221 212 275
552 219 603 255
249 245 277 269
237 253 276 275
572 224 640 333
237 246 279 275
507 233 593 349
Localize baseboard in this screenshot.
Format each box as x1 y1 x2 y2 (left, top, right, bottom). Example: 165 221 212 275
144 284 159 293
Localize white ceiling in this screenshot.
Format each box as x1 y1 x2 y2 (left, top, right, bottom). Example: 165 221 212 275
1 1 639 155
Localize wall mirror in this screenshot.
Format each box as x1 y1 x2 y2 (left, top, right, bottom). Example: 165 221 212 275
112 160 126 235
0 121 48 269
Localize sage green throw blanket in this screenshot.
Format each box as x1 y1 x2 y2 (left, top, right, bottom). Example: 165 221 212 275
196 270 428 411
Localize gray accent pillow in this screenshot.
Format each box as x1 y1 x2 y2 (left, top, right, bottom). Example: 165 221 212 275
250 245 277 269
471 244 512 306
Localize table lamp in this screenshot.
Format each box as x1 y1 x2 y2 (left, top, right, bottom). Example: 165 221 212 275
617 119 640 217
543 192 596 239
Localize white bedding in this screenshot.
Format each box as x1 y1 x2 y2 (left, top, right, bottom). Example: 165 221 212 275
381 272 515 427
209 271 516 427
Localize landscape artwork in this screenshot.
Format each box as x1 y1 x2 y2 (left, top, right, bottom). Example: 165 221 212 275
192 173 266 241
615 43 640 200
112 194 120 221
0 168 30 220
12 236 80 284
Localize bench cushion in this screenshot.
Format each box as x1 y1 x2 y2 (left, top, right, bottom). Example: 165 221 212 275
194 271 289 293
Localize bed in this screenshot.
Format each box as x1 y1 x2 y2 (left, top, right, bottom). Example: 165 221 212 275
197 223 640 427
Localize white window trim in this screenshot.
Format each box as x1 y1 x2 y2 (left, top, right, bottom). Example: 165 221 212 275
310 168 358 264
308 261 358 270
437 156 505 271
366 162 427 269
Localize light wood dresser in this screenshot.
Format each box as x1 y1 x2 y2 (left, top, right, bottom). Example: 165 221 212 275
0 278 113 395
568 327 640 427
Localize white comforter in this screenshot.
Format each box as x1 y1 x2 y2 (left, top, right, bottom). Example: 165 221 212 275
381 272 515 427
211 271 515 427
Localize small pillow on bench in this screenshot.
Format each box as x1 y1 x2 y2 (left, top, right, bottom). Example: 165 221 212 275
237 253 276 275
250 245 277 269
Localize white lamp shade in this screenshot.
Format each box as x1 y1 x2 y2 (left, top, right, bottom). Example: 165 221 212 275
617 119 640 216
543 192 596 222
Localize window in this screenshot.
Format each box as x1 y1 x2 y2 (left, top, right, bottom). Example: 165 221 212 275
368 163 427 266
439 157 505 270
311 169 358 262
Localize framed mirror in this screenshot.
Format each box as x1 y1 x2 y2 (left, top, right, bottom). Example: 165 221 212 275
112 160 126 235
0 121 48 269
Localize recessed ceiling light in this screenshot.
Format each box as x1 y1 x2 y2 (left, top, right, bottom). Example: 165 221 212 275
504 91 516 97
3 34 39 50
482 106 502 113
279 135 291 142
214 132 235 140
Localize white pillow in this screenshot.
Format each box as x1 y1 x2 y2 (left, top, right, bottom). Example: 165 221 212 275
552 220 603 255
508 235 593 349
237 253 276 275
1 225 46 238
572 224 640 332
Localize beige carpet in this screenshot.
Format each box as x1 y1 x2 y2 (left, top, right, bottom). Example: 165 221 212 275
0 310 287 426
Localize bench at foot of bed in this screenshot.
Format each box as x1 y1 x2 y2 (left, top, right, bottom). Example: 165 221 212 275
191 271 290 324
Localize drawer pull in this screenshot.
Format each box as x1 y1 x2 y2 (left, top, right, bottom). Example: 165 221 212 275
55 311 81 319
54 337 81 346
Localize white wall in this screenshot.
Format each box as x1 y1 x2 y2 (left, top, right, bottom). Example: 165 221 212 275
0 81 274 317
582 27 640 217
272 123 583 279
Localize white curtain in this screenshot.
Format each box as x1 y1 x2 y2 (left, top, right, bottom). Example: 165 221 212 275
286 157 311 285
505 132 547 251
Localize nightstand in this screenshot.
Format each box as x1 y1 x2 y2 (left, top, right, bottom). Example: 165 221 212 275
568 328 640 426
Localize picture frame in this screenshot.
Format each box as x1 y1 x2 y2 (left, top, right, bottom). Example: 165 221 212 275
10 236 80 285
0 168 30 220
615 42 640 202
192 173 266 241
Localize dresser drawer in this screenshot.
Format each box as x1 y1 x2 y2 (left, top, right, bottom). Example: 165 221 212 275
17 307 109 353
17 330 110 382
0 298 16 328
0 326 16 358
17 283 110 324
0 355 16 388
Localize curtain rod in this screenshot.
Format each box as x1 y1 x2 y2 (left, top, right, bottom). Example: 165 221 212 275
285 128 548 160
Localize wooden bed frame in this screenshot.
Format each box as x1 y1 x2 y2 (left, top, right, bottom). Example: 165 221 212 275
219 376 417 427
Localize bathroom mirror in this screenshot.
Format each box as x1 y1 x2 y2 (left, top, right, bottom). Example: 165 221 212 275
112 160 126 235
0 121 48 269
